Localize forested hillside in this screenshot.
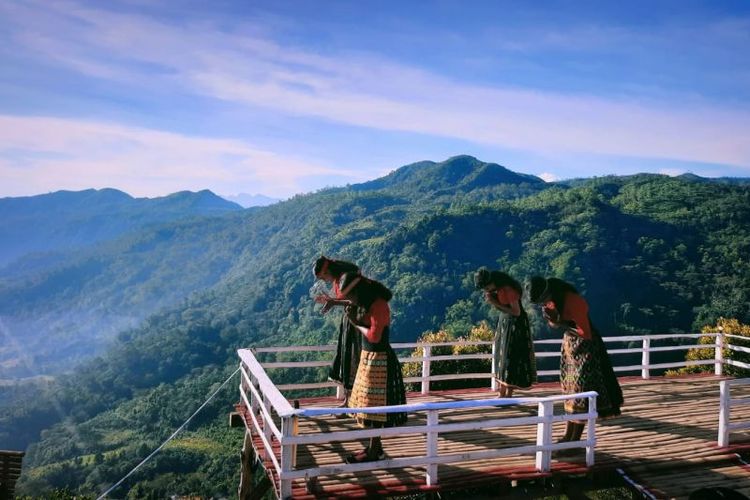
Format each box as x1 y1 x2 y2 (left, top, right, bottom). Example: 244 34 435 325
0 190 242 378
2 156 749 498
0 188 240 269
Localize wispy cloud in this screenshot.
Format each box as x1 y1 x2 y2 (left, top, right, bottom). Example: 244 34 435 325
0 115 350 197
537 172 558 183
1 0 749 197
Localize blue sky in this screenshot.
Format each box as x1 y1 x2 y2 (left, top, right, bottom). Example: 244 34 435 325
1 0 749 198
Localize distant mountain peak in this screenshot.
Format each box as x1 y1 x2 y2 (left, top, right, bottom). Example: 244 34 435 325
352 155 544 193
220 193 281 208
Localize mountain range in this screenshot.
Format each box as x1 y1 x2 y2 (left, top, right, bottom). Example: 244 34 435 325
1 155 749 497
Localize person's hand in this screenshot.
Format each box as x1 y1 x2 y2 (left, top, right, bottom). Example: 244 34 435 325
542 304 560 325
345 305 361 323
484 291 500 307
314 293 329 304
321 298 335 314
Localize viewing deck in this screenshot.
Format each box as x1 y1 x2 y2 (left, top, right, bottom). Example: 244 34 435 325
233 333 750 499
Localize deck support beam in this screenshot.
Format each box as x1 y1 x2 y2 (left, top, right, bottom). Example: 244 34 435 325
238 431 255 500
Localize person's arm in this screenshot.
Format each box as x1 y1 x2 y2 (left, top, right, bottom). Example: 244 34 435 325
319 296 351 314
496 287 521 316
561 293 592 340
363 299 390 343
542 301 562 328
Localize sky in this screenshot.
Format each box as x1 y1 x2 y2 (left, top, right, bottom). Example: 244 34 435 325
1 0 749 199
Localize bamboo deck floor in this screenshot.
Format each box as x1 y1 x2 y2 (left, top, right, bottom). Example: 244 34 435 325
244 375 750 499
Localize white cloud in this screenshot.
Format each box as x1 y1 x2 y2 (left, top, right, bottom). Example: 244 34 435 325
1 0 749 197
0 115 353 197
537 172 558 183
658 168 687 177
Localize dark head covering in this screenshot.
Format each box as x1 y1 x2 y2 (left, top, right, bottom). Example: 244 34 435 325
528 277 579 310
475 267 522 294
527 276 549 303
339 272 392 308
313 256 359 279
474 267 492 289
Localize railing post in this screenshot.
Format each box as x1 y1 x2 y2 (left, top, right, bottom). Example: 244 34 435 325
715 332 725 376
425 410 439 486
491 341 498 392
280 415 296 499
262 394 273 461
535 400 553 472
641 337 651 380
718 380 731 447
586 394 597 467
421 345 432 395
250 374 260 415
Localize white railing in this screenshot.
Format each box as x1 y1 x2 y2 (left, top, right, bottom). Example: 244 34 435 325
240 347 596 499
718 378 750 447
241 331 750 496
254 333 724 396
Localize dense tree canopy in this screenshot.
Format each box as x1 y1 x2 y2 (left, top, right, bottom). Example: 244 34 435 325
2 156 749 497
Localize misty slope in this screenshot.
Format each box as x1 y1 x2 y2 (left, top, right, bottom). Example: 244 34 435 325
0 188 241 271
0 190 243 378
2 156 749 497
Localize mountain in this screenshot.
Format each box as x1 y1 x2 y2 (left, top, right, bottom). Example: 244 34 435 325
0 188 241 270
2 156 750 497
0 189 242 378
352 155 545 197
220 192 281 207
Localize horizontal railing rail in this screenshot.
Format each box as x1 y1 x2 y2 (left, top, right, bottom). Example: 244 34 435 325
240 330 750 498
254 332 727 395
718 377 750 447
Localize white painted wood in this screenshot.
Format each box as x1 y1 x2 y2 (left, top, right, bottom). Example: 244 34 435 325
404 373 493 384
240 366 282 439
718 380 730 447
261 360 330 369
726 344 750 354
279 443 548 481
716 333 725 376
262 394 274 461
421 345 432 395
642 338 651 380
613 364 646 372
586 394 597 466
722 333 748 341
400 353 491 363
279 416 295 499
239 388 281 473
725 359 750 370
602 347 641 355
254 345 338 353
648 360 715 370
535 400 553 472
276 381 338 391
238 349 295 417
296 391 598 417
426 410 439 486
491 340 498 392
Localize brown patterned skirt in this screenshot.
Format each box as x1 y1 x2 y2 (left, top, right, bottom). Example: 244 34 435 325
561 327 623 418
349 348 407 427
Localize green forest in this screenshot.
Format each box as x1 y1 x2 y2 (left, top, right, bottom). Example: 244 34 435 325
1 155 749 497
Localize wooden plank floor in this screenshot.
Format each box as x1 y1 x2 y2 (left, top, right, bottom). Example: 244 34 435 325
246 375 750 499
